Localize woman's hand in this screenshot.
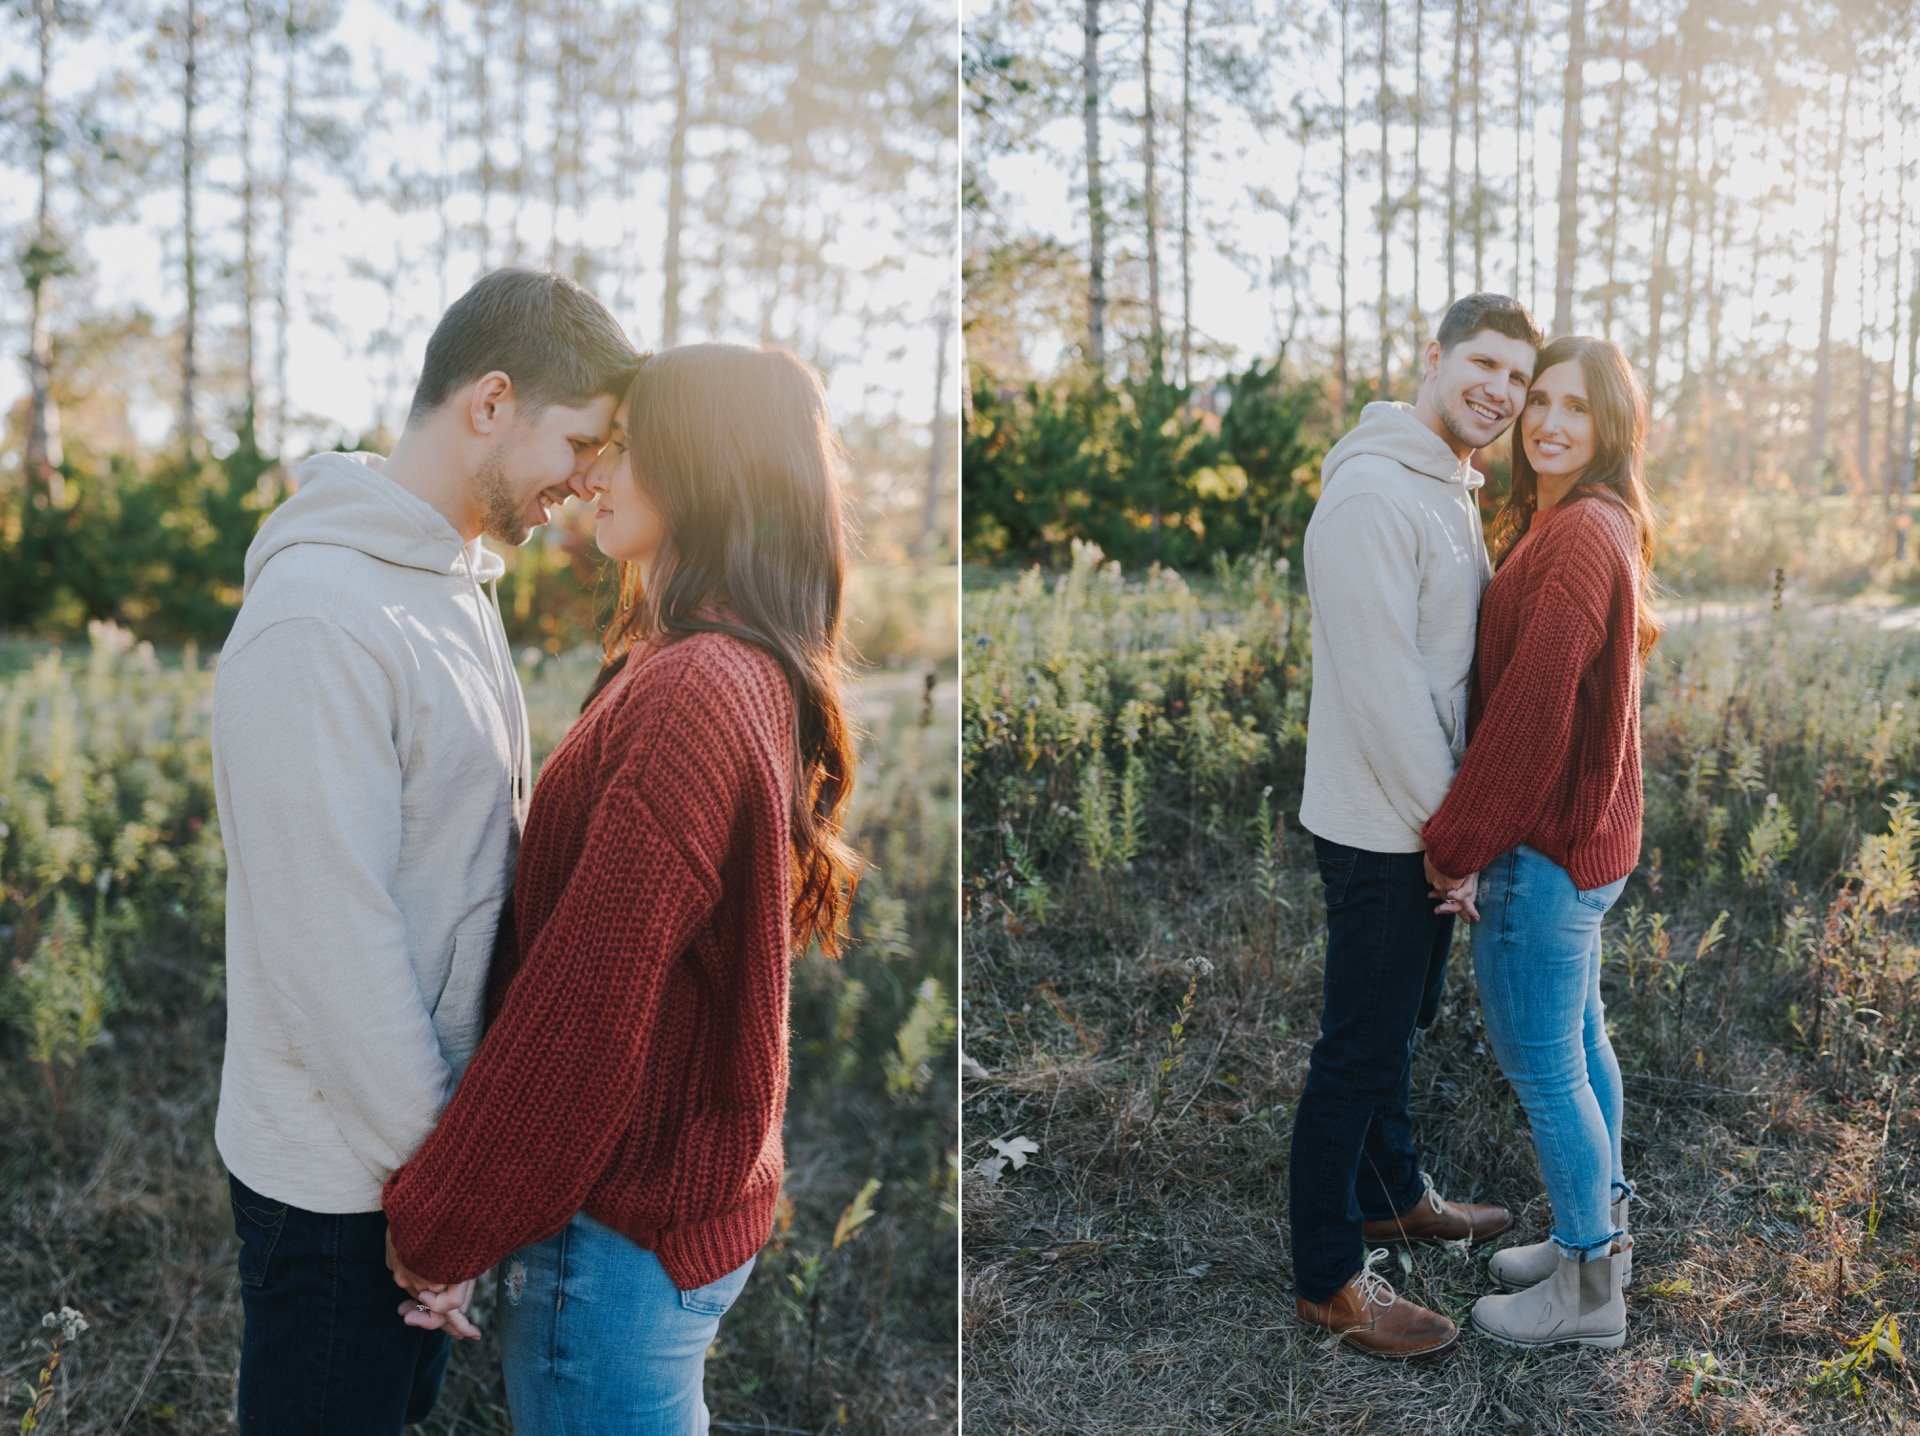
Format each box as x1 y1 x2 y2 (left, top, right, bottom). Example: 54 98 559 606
1424 857 1481 921
386 1228 483 1340
396 1279 483 1341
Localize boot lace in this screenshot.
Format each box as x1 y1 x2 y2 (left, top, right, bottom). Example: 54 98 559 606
1419 1169 1447 1217
1353 1247 1396 1312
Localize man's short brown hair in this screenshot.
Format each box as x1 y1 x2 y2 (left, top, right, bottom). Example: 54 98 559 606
408 267 639 423
1436 292 1544 353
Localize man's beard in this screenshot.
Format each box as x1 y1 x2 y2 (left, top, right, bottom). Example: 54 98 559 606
474 448 531 546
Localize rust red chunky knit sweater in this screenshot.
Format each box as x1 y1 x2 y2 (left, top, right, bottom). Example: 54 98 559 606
383 629 796 1291
1422 495 1644 890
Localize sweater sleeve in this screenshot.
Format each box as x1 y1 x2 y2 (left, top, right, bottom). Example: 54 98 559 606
1308 494 1461 832
214 618 453 1184
1421 570 1609 880
380 694 770 1283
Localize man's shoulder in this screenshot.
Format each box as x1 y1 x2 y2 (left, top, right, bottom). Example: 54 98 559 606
223 550 416 674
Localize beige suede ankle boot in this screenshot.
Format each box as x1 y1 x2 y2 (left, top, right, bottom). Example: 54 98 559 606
1471 1246 1626 1349
1488 1194 1632 1292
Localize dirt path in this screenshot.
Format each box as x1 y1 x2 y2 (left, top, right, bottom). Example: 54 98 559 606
1666 595 1920 632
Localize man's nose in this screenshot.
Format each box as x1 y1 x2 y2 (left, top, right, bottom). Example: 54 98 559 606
566 465 598 499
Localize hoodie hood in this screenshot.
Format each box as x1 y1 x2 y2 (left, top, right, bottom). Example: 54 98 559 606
1321 401 1483 495
244 451 506 597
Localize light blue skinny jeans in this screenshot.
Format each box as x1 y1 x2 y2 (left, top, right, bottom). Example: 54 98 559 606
498 1211 756 1435
1473 844 1632 1261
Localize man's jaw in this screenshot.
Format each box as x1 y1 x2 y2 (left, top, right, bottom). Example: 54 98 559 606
1441 395 1512 454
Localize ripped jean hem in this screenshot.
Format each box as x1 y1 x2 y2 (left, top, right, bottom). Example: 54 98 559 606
1551 1227 1625 1263
1611 1180 1635 1203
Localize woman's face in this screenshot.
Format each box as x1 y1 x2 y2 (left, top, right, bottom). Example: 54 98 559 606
586 402 666 565
1521 360 1596 489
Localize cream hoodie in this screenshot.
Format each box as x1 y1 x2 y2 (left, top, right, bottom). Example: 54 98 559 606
1298 401 1492 853
213 451 531 1212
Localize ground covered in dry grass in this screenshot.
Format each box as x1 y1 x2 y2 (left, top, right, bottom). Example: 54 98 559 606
962 558 1920 1434
1 649 956 1435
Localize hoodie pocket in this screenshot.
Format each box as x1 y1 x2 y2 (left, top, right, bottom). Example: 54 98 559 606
1435 691 1465 755
431 927 494 1073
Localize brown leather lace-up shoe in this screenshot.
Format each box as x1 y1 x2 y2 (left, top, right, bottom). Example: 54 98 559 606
1295 1251 1460 1360
1362 1172 1512 1247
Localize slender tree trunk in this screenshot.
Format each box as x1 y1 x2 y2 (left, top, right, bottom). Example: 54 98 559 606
1601 0 1628 332
1521 0 1535 306
546 1 568 268
1411 0 1422 329
1703 132 1726 398
274 3 296 456
1741 201 1763 485
1511 6 1524 296
1676 93 1705 421
1470 0 1483 288
612 2 639 312
476 0 494 265
510 0 530 261
25 0 62 504
1179 0 1193 384
240 0 260 445
1083 0 1107 369
1808 69 1852 486
1447 0 1461 302
1142 0 1163 366
663 0 690 345
1338 0 1351 413
1858 115 1877 495
1646 55 1689 415
922 281 953 551
1885 73 1906 497
1551 0 1585 333
1899 211 1919 559
181 0 200 455
1279 111 1309 366
1376 0 1390 393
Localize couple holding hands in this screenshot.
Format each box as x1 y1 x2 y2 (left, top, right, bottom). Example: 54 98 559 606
212 267 857 1433
1290 292 1661 1357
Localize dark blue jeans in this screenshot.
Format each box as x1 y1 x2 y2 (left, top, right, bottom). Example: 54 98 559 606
1288 838 1454 1303
229 1173 450 1434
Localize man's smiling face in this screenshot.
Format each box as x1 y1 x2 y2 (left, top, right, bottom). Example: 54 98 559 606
1427 330 1537 453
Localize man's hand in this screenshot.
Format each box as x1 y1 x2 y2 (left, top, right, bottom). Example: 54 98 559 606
1423 855 1481 922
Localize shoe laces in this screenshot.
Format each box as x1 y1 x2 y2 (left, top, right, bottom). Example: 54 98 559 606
1354 1247 1396 1312
1419 1170 1446 1217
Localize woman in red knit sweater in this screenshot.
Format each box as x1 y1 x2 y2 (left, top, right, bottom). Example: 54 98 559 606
378 343 860 1433
1420 336 1661 1351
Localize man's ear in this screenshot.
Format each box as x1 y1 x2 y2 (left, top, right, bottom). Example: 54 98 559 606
1424 340 1442 382
467 371 514 436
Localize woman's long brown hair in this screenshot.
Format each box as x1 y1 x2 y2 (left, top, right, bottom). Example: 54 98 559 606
1490 335 1664 662
586 343 861 957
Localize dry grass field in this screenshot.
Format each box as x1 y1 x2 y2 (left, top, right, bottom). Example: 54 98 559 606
1 637 957 1435
961 552 1920 1434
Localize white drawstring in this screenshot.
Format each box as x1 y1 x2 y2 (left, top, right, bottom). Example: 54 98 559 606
457 545 527 815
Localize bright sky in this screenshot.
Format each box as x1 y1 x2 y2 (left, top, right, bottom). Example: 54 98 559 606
968 0 1913 389
0 1 958 457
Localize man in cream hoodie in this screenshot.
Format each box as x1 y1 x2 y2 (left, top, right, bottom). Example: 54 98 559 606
213 267 636 1432
1289 293 1543 1358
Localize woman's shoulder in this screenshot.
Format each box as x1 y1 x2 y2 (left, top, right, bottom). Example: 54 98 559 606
1523 495 1638 611
619 628 792 732
1553 492 1636 542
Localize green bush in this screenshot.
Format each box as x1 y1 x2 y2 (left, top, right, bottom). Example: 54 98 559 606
962 362 1323 569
